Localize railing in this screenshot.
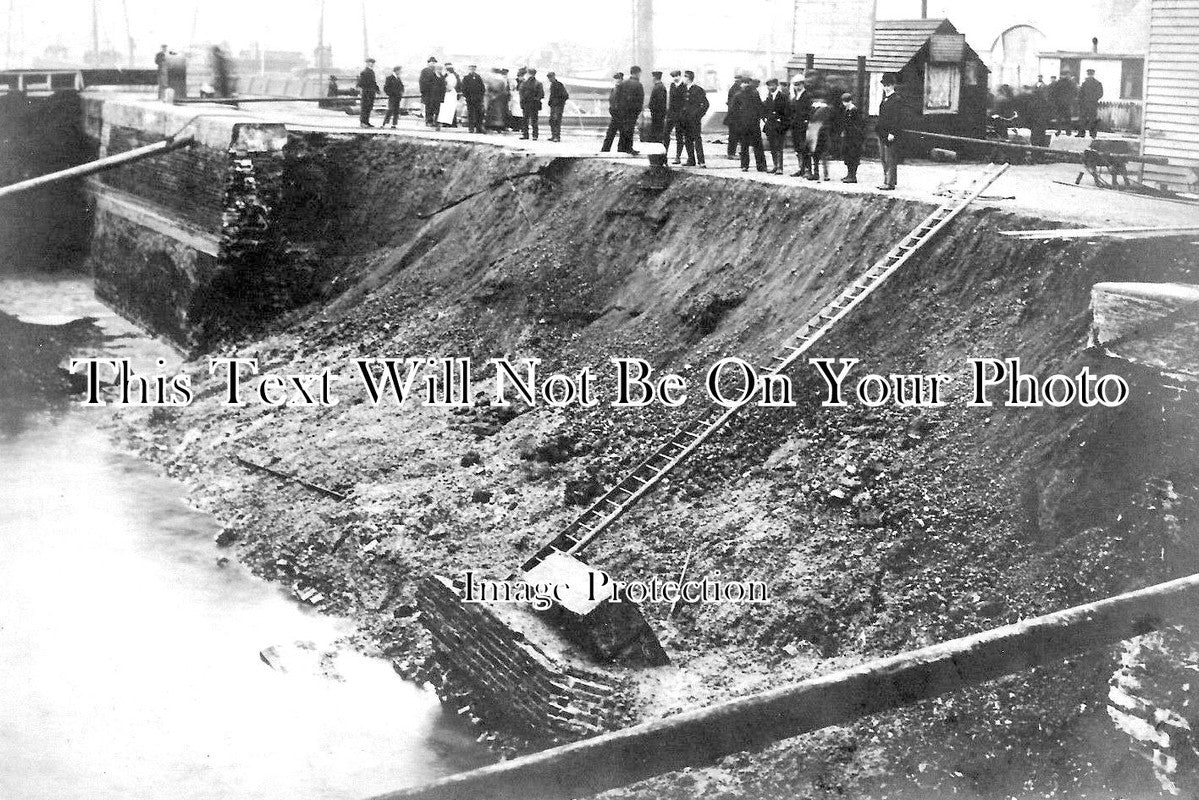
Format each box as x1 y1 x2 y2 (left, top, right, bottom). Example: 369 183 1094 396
1101 99 1143 134
0 70 83 95
0 68 158 96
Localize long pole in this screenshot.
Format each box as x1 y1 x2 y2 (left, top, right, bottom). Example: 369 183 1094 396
0 135 194 200
370 571 1199 800
361 0 368 60
904 129 1171 166
121 0 134 67
317 0 325 51
91 0 100 66
5 0 13 69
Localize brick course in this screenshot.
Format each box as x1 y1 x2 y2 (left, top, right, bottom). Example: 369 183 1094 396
416 575 636 746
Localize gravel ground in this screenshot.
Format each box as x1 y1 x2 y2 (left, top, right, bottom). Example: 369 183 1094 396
105 134 1199 799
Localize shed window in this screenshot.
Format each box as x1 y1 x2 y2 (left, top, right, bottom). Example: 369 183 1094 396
924 63 960 114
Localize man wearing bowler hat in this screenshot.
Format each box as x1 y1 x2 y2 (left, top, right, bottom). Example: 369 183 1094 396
875 72 913 190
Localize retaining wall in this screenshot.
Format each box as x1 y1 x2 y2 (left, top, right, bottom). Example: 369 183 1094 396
81 95 301 350
416 575 636 746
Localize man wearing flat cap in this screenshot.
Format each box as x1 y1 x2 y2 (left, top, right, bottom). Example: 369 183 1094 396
519 68 544 140
600 72 625 152
648 70 667 143
613 66 645 153
382 66 404 129
547 71 569 141
461 65 486 133
357 58 380 128
762 77 788 174
663 70 686 162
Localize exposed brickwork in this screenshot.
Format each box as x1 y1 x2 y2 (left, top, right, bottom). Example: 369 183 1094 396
416 575 636 747
89 204 219 345
82 96 325 350
97 124 229 233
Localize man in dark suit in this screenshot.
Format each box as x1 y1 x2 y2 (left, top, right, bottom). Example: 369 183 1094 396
418 56 442 128
1048 72 1076 136
663 70 686 163
762 77 788 174
728 78 768 172
875 72 913 190
546 71 569 141
600 72 625 152
616 66 645 153
838 91 865 183
787 75 814 176
461 64 486 133
1077 68 1104 139
725 79 741 158
648 70 668 143
382 66 404 128
519 68 544 140
680 70 709 167
357 58 380 128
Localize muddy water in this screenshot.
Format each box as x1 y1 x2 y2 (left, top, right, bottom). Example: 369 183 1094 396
0 276 490 800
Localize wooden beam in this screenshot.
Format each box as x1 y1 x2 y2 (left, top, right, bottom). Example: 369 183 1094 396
370 572 1199 800
904 130 1172 167
1000 225 1199 241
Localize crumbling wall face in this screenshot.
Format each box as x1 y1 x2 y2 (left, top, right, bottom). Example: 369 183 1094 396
98 124 228 233
186 134 323 345
416 576 634 746
88 209 218 344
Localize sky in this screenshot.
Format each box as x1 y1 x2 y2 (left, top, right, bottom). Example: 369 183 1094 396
4 0 1147 71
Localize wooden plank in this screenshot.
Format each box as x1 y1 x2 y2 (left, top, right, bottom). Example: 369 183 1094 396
371 573 1199 800
1001 225 1199 241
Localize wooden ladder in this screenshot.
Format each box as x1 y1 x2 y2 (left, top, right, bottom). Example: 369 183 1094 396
517 164 1011 575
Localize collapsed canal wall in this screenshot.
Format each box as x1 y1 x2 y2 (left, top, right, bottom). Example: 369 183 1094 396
79 96 312 350
417 576 635 745
91 106 1199 795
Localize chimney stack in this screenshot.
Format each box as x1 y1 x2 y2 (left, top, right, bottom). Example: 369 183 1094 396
921 0 928 19
1092 36 1099 53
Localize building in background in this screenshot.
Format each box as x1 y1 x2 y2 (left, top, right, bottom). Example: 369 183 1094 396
988 24 1046 89
788 18 990 139
1140 0 1199 191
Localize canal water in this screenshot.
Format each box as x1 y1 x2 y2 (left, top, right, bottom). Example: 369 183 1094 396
0 276 490 800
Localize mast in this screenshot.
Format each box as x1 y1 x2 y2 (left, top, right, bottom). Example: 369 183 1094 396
6 0 14 69
91 0 100 65
121 0 135 66
360 0 368 60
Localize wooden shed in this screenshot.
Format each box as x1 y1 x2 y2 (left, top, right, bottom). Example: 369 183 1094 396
788 19 991 142
1140 0 1199 193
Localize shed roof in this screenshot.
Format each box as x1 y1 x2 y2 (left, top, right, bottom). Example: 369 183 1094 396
794 18 985 74
872 19 958 69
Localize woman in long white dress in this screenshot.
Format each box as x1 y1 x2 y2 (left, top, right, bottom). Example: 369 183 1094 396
439 65 461 127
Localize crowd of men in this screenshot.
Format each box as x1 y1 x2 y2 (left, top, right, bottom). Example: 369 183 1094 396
990 68 1105 146
714 69 912 189
353 57 574 140
352 58 919 190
